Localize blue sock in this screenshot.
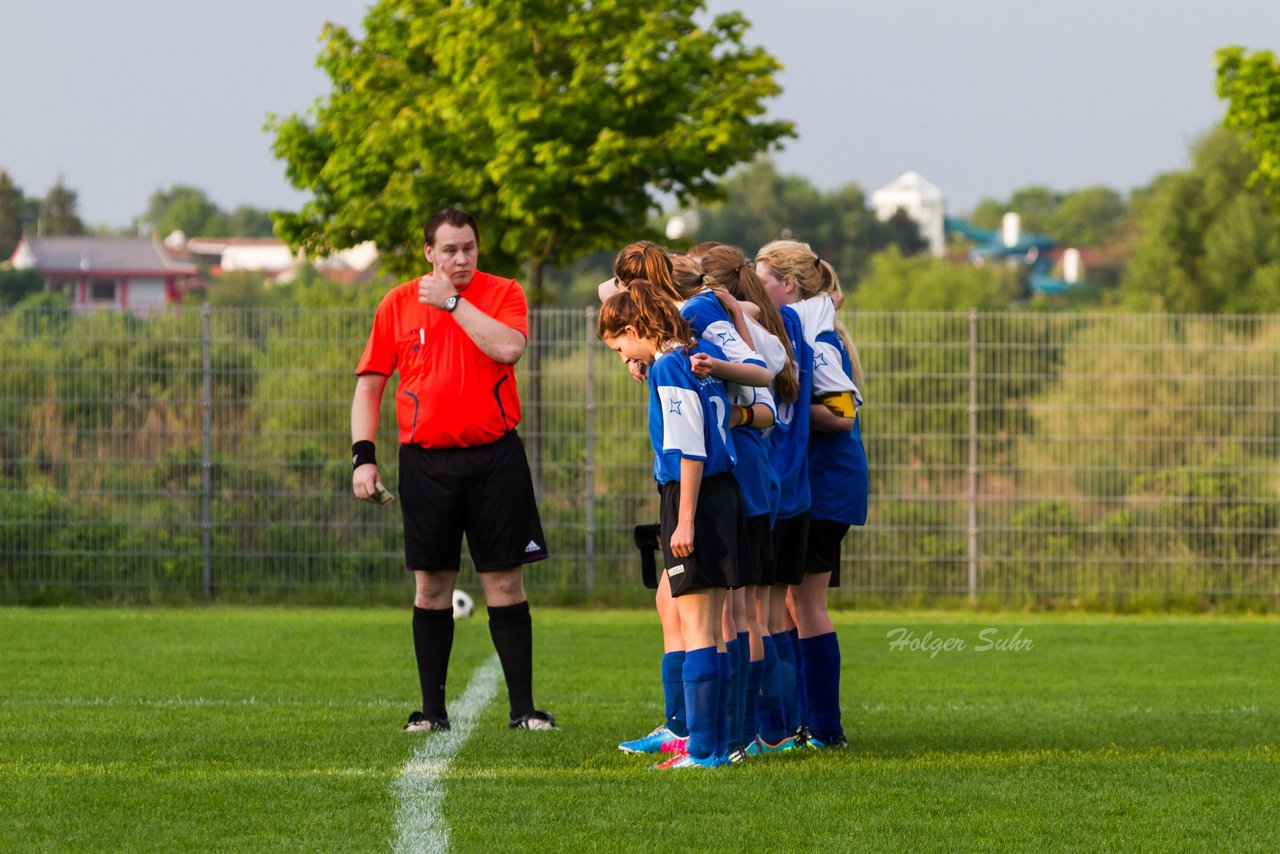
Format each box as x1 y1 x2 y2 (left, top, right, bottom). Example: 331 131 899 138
789 628 808 731
717 651 732 760
772 631 797 732
681 646 720 760
800 632 843 742
661 651 688 738
724 639 741 751
735 632 750 748
758 636 787 744
743 656 764 747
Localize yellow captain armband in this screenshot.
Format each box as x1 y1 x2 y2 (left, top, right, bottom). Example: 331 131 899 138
818 391 858 418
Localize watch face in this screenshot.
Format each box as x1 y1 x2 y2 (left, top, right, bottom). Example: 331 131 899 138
444 295 458 312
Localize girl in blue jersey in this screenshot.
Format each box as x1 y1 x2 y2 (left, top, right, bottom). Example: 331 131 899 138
757 239 868 751
699 245 800 758
674 251 787 761
598 283 742 770
608 242 769 760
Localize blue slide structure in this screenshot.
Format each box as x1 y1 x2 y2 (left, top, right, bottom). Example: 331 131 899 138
943 216 1075 293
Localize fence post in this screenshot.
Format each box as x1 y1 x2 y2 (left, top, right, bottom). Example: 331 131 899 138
584 307 596 595
967 309 979 604
201 305 213 601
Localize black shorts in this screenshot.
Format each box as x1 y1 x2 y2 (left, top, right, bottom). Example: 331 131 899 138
806 518 850 586
659 473 744 597
735 514 773 587
767 511 809 587
398 431 548 572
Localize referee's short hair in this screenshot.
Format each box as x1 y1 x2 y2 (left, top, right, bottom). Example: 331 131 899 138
424 209 480 247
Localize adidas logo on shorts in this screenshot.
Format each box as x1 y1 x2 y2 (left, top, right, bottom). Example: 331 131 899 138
524 540 541 553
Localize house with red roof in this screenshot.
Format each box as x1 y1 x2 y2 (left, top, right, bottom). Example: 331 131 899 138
8 236 198 312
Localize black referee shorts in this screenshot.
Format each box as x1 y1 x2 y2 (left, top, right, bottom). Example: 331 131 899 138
398 431 548 572
659 473 744 597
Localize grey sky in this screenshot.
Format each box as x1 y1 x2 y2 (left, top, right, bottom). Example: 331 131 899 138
3 0 1277 228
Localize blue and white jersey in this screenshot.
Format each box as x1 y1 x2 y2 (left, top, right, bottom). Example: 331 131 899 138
730 318 786 520
648 339 737 486
730 417 777 520
679 290 767 372
792 295 868 526
680 290 781 518
790 295 863 402
769 305 813 520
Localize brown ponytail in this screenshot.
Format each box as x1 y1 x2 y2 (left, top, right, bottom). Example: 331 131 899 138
597 281 694 349
613 242 682 302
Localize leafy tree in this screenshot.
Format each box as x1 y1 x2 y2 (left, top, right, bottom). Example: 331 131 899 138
0 170 26 259
1047 186 1126 247
689 159 914 284
269 0 792 295
225 205 276 238
1006 185 1060 234
967 197 1005 231
142 185 223 238
961 185 1125 248
138 187 278 239
876 207 929 258
40 177 85 236
1120 128 1280 313
1217 46 1280 214
852 246 1019 312
0 268 43 305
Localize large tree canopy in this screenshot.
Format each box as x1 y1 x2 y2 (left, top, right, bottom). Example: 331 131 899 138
138 185 277 239
1217 46 1280 214
40 177 85 237
269 0 792 293
0 170 25 259
1120 128 1280 313
688 159 927 285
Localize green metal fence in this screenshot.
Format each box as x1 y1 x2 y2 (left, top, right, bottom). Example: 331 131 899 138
2 305 1277 606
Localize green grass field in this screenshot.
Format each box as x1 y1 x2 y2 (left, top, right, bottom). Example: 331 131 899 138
2 608 1277 852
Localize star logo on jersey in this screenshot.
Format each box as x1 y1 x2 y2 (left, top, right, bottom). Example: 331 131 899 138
668 399 684 415
814 352 830 369
716 330 737 346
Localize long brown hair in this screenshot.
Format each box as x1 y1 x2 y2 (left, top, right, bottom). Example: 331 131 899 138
756 239 864 387
613 242 681 301
596 280 694 350
701 245 799 404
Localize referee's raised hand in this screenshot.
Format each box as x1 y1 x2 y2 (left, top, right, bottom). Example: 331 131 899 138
417 270 457 309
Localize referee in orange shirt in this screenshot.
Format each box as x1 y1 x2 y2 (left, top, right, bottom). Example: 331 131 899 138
351 209 555 732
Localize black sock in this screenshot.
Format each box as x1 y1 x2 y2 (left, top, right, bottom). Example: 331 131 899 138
413 606 454 719
487 600 534 719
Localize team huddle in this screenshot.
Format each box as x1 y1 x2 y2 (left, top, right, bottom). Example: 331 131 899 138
351 211 867 765
597 239 868 769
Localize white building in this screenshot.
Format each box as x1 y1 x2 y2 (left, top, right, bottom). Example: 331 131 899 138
870 171 946 257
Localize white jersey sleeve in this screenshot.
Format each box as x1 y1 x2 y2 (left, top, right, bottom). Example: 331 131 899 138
795 295 857 396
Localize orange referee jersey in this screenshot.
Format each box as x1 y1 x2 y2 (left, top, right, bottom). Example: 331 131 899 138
355 271 529 448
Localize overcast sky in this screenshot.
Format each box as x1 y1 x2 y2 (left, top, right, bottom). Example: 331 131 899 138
3 0 1277 228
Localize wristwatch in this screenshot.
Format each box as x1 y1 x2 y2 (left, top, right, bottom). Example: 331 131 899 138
443 294 461 313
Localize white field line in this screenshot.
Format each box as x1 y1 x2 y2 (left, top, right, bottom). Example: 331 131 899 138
3 697 406 708
391 653 502 854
